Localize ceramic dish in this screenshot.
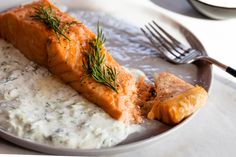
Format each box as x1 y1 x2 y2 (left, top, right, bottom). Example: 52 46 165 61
188 0 236 20
0 0 212 155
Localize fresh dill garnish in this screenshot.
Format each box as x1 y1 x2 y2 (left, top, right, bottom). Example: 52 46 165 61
82 23 119 93
31 5 77 41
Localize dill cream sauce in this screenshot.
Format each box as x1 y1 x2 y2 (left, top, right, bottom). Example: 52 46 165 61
0 39 141 149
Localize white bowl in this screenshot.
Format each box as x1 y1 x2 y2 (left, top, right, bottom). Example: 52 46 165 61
188 0 236 20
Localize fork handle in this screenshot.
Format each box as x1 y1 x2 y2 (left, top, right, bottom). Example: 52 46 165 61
199 56 236 78
226 67 236 77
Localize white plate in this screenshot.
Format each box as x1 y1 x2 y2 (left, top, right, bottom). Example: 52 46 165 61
0 0 212 155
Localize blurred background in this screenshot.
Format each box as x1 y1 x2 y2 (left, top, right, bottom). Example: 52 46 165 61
151 0 206 19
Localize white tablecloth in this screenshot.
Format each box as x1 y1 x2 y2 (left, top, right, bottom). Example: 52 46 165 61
0 0 236 156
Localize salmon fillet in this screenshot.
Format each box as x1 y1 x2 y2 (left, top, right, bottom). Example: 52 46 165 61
145 72 208 125
0 0 208 125
0 0 141 123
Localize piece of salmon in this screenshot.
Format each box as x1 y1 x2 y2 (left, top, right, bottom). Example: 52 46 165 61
0 0 208 125
0 0 141 123
145 72 208 125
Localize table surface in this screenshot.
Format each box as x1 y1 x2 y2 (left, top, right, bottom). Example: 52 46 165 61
1 0 236 156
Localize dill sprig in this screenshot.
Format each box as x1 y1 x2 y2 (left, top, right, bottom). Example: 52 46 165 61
82 23 119 93
31 5 77 41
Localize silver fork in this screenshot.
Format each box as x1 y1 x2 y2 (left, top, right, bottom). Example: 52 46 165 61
141 21 236 78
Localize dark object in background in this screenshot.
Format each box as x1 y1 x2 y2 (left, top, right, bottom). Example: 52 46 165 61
151 0 207 19
188 0 236 20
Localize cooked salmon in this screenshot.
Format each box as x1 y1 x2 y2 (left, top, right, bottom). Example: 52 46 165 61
0 0 208 125
0 0 141 123
146 72 208 125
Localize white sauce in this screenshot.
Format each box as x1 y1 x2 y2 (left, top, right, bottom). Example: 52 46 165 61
198 0 236 8
0 39 142 149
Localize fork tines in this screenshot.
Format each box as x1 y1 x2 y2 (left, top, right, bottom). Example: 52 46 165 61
141 21 187 62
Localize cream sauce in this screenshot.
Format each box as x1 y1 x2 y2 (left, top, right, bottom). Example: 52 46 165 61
0 39 142 149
